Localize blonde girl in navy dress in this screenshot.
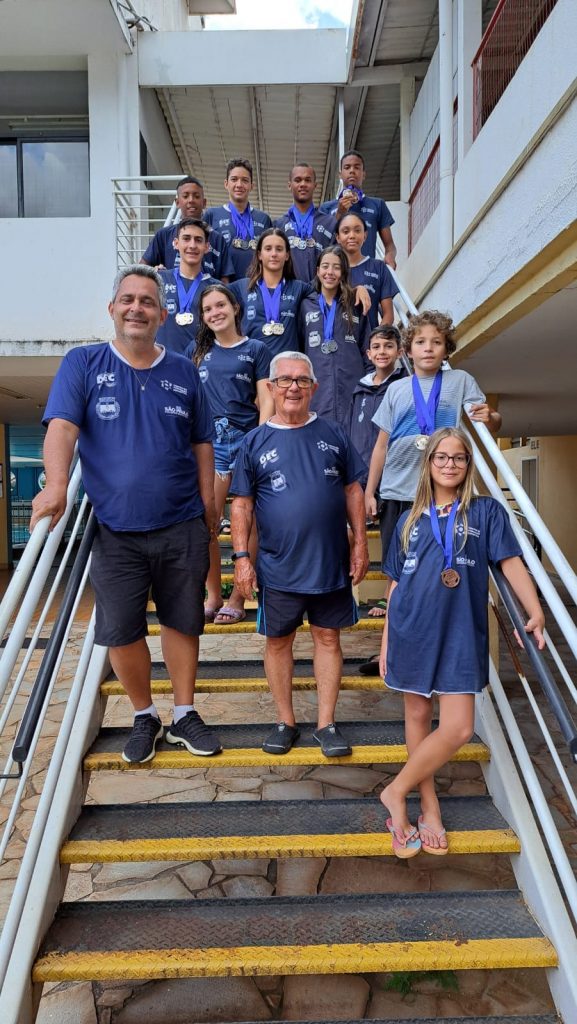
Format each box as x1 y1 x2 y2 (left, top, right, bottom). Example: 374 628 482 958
379 427 545 858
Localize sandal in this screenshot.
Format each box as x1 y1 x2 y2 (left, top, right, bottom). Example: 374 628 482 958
213 606 247 626
358 654 381 676
418 815 449 856
220 518 231 535
386 818 422 859
204 605 223 624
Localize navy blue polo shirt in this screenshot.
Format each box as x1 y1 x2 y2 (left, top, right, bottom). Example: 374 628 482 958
157 270 220 354
319 195 394 258
348 257 398 329
204 205 272 280
142 224 234 280
273 208 337 281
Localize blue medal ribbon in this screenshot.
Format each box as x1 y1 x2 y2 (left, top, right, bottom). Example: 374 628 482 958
173 269 204 313
228 203 254 241
429 499 460 572
259 279 283 323
412 371 443 435
289 204 315 239
319 294 337 341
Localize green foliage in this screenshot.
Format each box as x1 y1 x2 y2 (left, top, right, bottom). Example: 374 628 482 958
382 969 458 996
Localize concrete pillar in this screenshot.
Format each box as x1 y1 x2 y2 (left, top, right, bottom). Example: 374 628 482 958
457 0 482 167
438 0 454 259
400 75 415 203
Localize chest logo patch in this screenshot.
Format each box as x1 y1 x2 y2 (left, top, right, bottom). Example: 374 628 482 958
95 397 120 420
270 470 287 492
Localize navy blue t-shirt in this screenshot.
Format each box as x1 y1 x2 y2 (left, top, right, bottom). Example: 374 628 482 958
230 277 313 357
299 293 371 427
43 342 215 532
204 205 272 280
348 257 398 329
185 338 271 433
273 208 337 281
142 224 234 280
157 270 220 354
230 415 365 592
384 497 522 695
319 196 394 258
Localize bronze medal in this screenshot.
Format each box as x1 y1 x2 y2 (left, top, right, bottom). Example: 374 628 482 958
441 568 461 588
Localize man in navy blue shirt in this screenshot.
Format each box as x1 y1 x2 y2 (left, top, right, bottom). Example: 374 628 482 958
230 351 369 758
319 150 397 266
140 176 233 281
274 164 337 281
205 159 272 280
31 266 221 765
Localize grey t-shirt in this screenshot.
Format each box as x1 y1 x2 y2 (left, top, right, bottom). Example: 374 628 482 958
372 368 485 501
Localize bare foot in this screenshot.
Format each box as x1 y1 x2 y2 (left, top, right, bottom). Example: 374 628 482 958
379 782 412 835
367 603 387 617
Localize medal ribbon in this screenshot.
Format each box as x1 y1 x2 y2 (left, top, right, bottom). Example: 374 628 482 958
412 371 443 435
228 203 254 241
429 499 460 572
289 204 315 239
337 185 364 203
319 295 337 341
174 269 204 314
259 280 283 324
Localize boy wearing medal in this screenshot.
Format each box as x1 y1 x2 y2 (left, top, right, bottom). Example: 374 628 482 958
349 324 407 483
274 164 337 282
156 219 219 354
205 159 272 282
319 150 397 265
140 176 234 281
365 310 501 572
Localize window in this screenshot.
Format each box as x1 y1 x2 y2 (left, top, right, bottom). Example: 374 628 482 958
0 138 90 218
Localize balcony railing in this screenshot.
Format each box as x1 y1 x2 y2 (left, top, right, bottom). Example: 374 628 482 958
472 0 559 137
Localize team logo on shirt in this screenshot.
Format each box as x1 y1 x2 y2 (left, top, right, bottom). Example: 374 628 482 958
203 353 212 361
456 556 476 567
317 440 340 454
306 311 320 325
165 283 177 293
402 553 418 574
236 373 252 384
237 353 254 363
247 307 256 320
96 372 116 388
199 367 209 382
308 331 321 347
167 301 177 315
95 396 120 420
409 524 420 541
259 448 279 466
270 469 287 492
324 466 340 477
456 523 480 539
164 405 189 419
160 380 188 396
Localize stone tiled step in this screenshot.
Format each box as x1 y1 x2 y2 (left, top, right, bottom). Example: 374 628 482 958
225 1019 560 1024
83 721 489 772
33 891 557 982
61 795 519 863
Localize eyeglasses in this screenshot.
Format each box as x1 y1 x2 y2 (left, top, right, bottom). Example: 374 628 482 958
431 452 470 468
270 376 314 390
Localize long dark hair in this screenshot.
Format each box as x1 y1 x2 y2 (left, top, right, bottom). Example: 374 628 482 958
193 284 243 367
313 245 356 325
246 228 296 292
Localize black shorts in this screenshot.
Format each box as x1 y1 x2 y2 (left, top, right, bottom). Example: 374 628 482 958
91 517 210 647
378 498 412 570
256 585 358 638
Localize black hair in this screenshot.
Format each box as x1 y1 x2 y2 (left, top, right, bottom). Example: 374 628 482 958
340 149 365 168
176 176 204 192
225 158 253 182
246 228 296 291
193 284 243 367
313 245 355 325
175 218 210 241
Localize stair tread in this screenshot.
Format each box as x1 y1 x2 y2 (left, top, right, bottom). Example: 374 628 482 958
146 607 384 633
220 1019 560 1024
101 676 385 695
33 891 557 982
106 658 382 680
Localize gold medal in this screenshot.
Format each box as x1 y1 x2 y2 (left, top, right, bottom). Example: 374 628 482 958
441 568 461 588
175 312 194 326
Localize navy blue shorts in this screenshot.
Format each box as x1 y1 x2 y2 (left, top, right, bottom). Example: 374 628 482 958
257 585 358 638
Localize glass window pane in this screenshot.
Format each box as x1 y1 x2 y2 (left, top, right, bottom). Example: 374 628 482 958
22 140 89 217
0 144 19 217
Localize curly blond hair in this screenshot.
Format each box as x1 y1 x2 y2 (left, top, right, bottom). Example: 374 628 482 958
401 310 456 356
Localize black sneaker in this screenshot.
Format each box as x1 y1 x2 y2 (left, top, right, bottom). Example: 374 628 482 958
165 709 222 756
122 714 163 764
313 723 352 757
262 722 300 755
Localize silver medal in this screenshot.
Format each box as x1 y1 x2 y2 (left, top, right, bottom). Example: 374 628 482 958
414 435 429 451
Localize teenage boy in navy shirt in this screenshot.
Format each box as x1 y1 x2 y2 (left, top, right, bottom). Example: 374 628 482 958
157 219 219 354
274 163 337 281
319 150 397 265
31 266 221 765
140 175 233 281
205 159 272 281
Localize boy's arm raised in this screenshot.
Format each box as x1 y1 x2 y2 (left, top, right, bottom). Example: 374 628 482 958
365 430 389 517
499 556 545 650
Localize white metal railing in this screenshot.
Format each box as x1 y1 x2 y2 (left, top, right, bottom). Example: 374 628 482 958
112 175 181 267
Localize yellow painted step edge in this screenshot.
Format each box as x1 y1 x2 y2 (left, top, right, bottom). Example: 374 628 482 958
100 676 385 696
60 828 520 864
33 936 557 983
83 742 489 772
148 619 383 635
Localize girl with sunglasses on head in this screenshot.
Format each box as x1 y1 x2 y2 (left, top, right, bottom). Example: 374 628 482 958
378 427 545 859
187 284 274 625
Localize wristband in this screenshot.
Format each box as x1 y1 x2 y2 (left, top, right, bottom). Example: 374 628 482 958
231 550 250 561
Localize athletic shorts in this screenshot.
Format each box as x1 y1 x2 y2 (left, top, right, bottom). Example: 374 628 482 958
91 517 210 647
378 498 412 571
257 584 358 638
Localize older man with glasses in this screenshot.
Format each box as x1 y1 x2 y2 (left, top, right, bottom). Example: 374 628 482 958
229 351 369 757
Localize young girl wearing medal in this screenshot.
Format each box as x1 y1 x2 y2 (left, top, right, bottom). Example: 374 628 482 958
378 427 545 858
335 213 397 329
188 284 274 626
299 245 371 427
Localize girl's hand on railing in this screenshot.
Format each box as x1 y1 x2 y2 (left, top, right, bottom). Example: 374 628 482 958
514 614 546 651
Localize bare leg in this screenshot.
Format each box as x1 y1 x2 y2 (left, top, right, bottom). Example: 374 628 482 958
401 693 446 848
380 693 475 835
205 473 231 613
264 632 297 725
160 625 199 706
310 625 343 729
109 639 152 712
